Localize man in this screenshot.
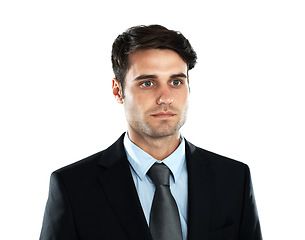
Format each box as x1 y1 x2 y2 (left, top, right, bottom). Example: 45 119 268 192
40 25 262 240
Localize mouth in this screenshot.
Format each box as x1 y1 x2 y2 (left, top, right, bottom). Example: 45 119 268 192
151 111 176 118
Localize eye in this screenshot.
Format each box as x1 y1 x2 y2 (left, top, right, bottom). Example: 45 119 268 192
170 79 182 86
140 81 154 88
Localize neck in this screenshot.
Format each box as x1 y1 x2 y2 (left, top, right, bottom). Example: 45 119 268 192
127 129 181 161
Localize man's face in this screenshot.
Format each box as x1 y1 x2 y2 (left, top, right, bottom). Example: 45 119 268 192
115 49 189 139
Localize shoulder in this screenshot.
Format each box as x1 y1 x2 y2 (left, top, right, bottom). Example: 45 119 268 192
53 133 126 179
52 150 105 182
185 139 249 176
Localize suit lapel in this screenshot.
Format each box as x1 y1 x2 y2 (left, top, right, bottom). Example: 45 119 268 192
97 134 152 240
185 140 213 240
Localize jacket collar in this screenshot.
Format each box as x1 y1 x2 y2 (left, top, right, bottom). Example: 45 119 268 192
97 134 212 240
185 139 213 240
97 133 153 240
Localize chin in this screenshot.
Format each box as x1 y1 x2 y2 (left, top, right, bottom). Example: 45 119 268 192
147 127 180 138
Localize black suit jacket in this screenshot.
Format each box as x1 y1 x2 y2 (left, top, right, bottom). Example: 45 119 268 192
40 134 262 240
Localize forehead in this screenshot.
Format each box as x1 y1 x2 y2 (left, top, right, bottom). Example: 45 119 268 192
127 49 187 78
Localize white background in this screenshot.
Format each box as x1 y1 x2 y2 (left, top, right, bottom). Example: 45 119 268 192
1 0 304 239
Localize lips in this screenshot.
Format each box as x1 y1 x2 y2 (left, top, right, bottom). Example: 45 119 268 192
151 111 176 118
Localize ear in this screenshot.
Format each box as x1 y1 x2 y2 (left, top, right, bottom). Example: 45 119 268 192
112 78 124 104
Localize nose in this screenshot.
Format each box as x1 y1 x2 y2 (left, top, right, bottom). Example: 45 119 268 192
156 86 173 105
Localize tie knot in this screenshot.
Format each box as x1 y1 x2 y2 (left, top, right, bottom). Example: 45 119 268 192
147 163 171 186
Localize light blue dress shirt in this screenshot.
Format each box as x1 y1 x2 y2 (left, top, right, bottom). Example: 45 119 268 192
123 132 188 240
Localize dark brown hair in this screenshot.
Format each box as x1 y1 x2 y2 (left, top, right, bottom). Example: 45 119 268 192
111 25 197 93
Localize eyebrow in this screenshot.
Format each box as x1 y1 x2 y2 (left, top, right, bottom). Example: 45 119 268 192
134 74 157 81
170 73 187 79
134 73 187 81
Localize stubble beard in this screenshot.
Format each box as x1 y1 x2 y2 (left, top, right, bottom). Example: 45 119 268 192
129 104 189 139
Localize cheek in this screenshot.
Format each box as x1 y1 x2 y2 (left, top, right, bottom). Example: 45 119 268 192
175 89 189 105
124 91 152 115
130 89 156 107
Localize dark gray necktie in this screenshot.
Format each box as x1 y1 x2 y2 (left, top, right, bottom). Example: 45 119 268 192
147 163 183 240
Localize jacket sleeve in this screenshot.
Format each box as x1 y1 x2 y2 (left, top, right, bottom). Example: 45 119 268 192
238 165 263 240
39 172 79 240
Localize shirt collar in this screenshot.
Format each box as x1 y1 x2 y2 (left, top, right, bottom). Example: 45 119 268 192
123 132 185 183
